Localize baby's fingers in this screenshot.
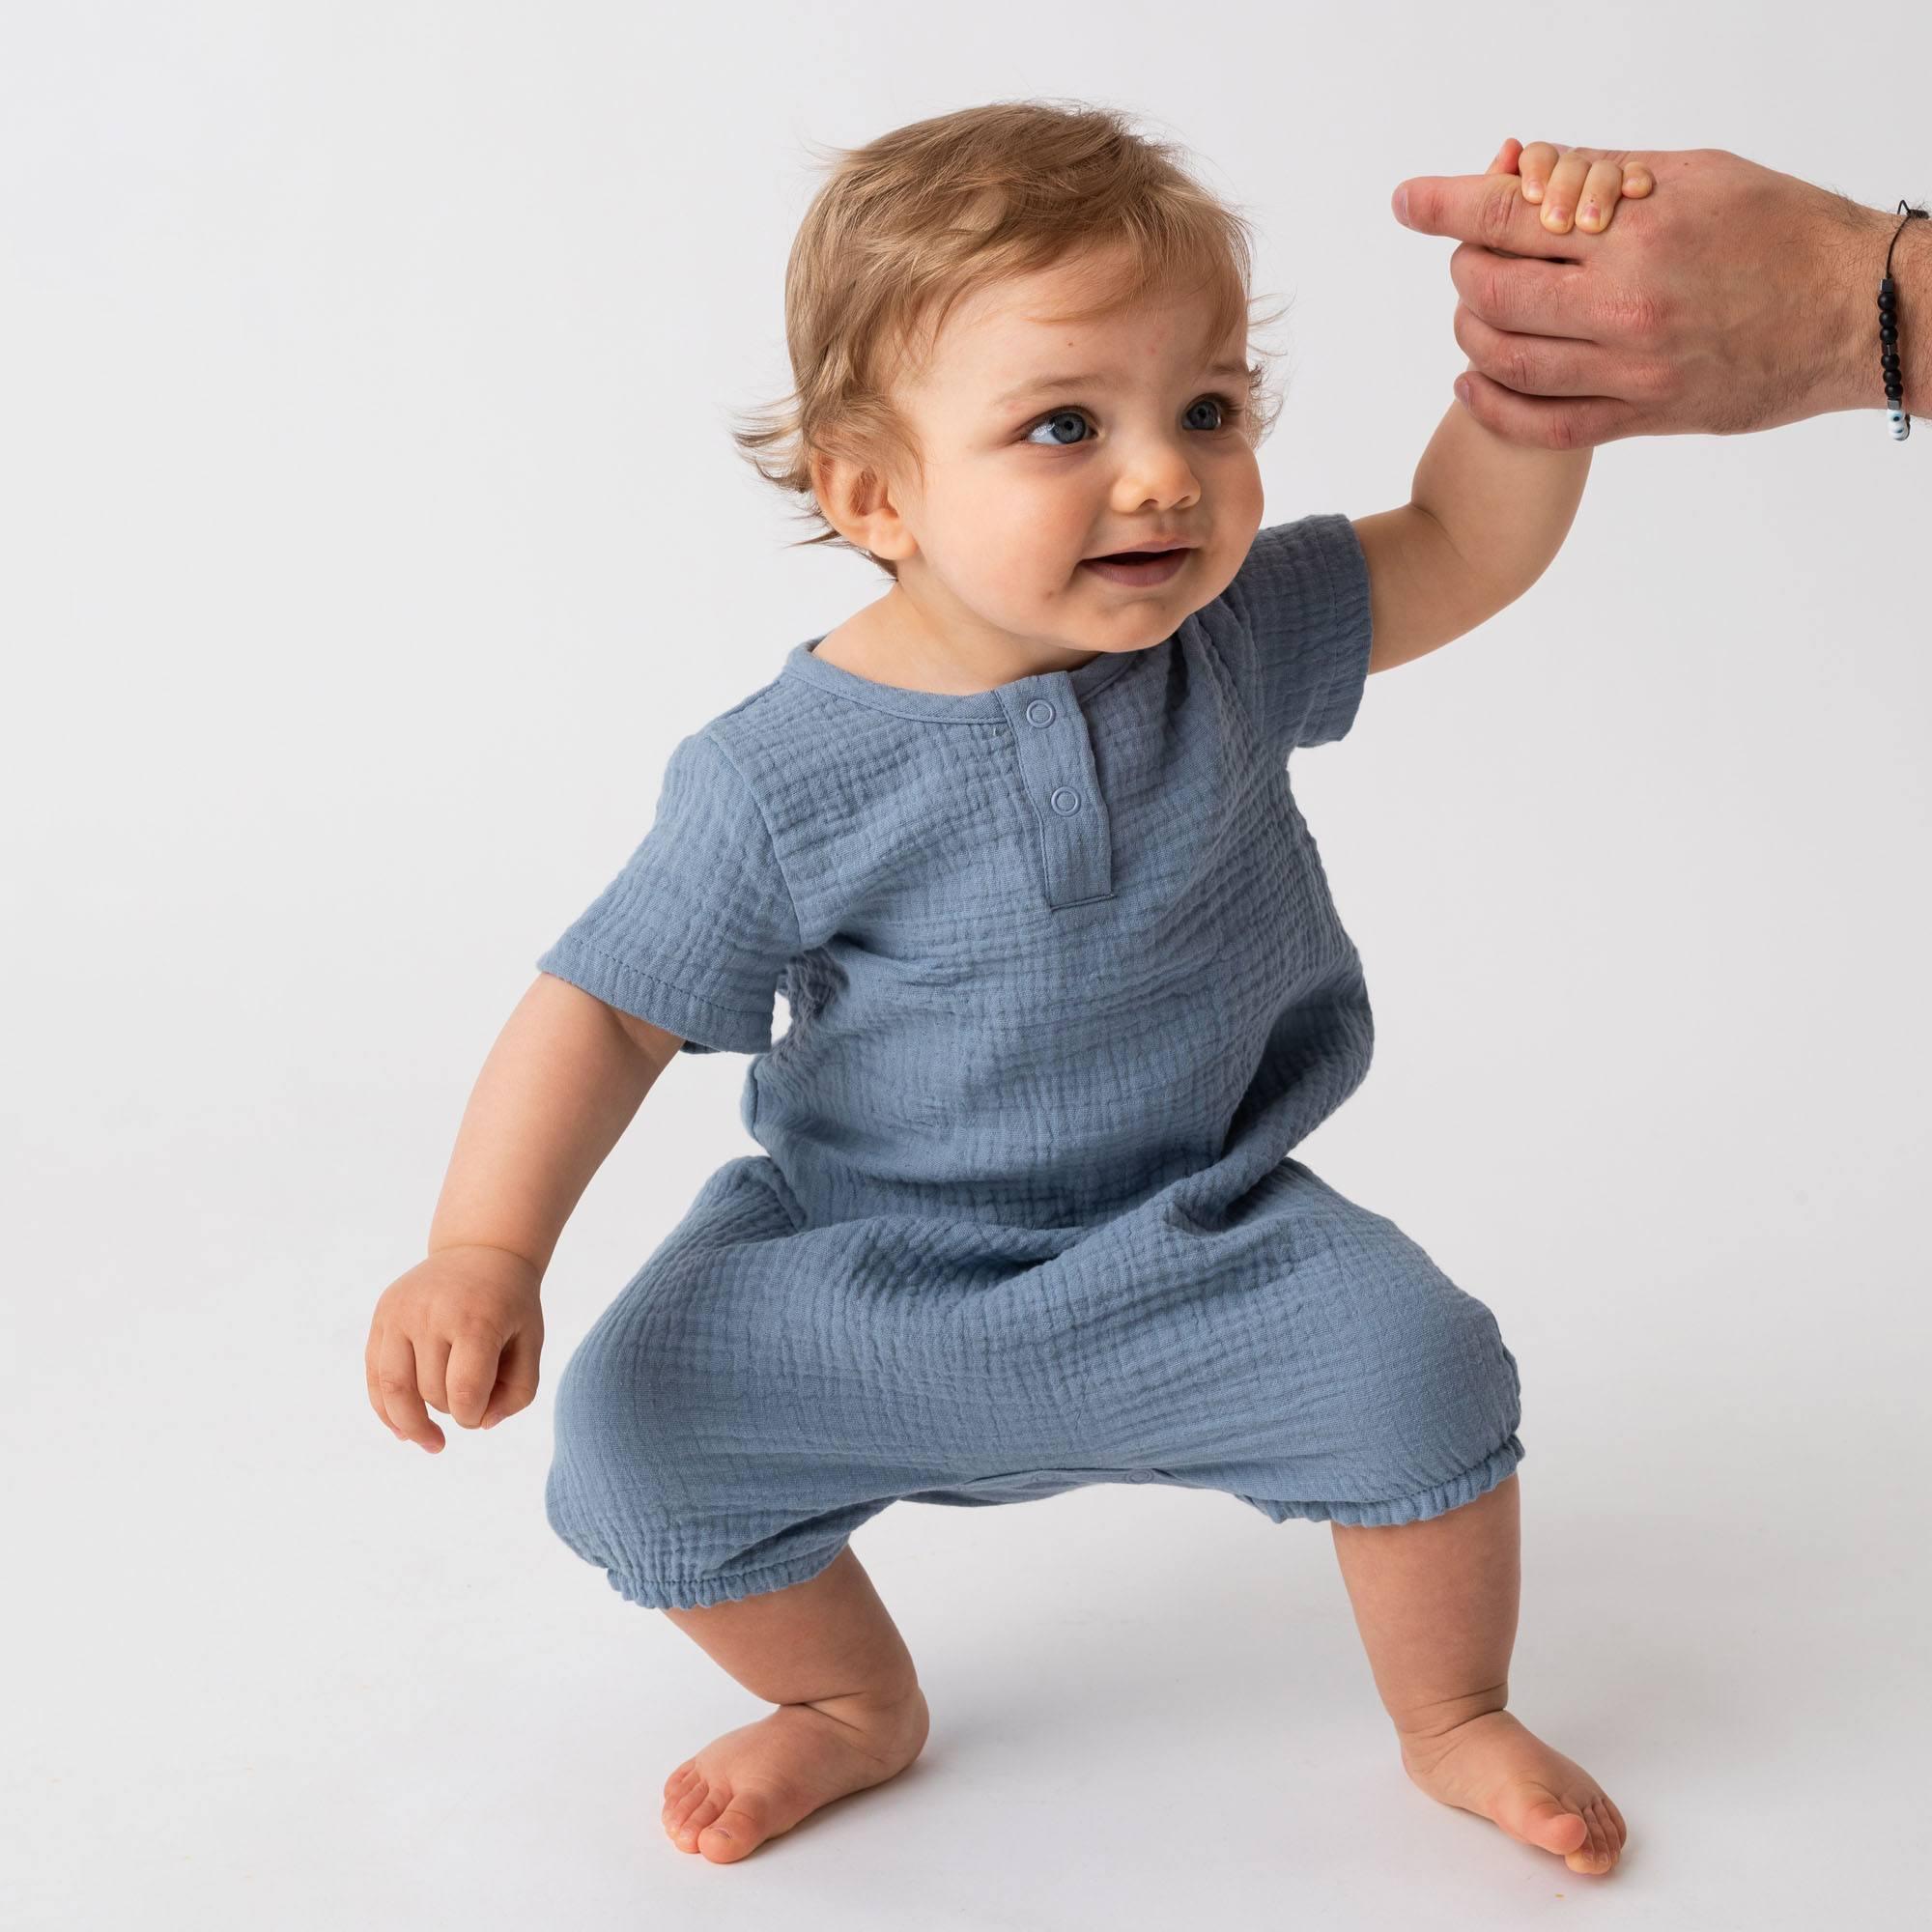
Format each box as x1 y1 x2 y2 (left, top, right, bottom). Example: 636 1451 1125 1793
1516 140 1566 205
376 1324 444 1452
1534 148 1605 232
1515 142 1655 234
478 1325 542 1431
365 1321 409 1442
440 1322 518 1431
1574 158 1655 232
1483 135 1524 180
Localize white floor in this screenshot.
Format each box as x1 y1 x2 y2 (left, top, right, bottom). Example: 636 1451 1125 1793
11 1160 1930 1929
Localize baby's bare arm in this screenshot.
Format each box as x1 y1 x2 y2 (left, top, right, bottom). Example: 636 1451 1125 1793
1352 392 1591 679
1350 138 1650 676
428 972 680 1274
364 975 683 1450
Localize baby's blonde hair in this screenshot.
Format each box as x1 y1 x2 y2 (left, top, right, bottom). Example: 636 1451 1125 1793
729 98 1292 582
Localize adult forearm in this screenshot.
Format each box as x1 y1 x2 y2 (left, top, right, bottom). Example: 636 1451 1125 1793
427 972 667 1279
1813 198 1932 419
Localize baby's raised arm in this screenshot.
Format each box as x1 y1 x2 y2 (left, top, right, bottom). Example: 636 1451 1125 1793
363 974 682 1452
1349 137 1648 678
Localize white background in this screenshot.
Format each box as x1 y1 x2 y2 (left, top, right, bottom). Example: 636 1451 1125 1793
6 2 1928 1924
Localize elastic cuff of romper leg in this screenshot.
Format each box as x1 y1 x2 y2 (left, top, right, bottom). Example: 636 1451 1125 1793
1246 1432 1526 1529
601 1541 850 1612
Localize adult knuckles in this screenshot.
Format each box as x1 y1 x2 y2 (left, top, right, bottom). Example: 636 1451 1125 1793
1403 173 1500 241
1452 300 1533 389
1448 242 1512 321
1499 336 1545 395
1540 407 1591 452
1471 254 1513 323
1452 305 1535 394
1601 278 1665 344
1477 177 1522 251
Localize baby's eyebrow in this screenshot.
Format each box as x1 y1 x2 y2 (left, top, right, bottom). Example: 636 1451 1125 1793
995 359 1250 407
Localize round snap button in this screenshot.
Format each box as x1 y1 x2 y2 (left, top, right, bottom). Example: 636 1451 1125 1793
1049 785 1080 814
1025 698 1056 726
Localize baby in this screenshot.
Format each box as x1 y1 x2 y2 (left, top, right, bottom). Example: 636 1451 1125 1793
366 107 1651 1874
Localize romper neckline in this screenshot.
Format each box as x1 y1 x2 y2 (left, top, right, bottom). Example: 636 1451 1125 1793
781 627 1164 722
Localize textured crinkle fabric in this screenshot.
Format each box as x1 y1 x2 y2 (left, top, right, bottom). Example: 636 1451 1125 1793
537 512 1525 1610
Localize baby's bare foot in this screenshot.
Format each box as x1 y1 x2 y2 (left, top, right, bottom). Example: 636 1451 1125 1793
661 1682 929 1863
1400 1710 1629 1875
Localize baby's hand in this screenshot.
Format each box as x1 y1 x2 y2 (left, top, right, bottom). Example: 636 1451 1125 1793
1485 136 1655 234
364 1244 544 1451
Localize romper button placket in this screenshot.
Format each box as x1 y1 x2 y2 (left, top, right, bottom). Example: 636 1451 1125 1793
998 676 1111 907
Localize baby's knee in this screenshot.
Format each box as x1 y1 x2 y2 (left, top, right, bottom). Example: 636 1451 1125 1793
1331 1242 1523 1498
543 1310 689 1576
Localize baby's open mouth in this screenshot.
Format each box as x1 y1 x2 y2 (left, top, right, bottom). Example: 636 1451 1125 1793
1081 548 1190 582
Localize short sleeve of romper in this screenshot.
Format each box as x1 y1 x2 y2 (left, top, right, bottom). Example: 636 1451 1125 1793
1218 510 1375 753
534 729 801 1057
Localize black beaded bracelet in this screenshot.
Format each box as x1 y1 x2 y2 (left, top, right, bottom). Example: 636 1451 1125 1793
1882 199 1927 440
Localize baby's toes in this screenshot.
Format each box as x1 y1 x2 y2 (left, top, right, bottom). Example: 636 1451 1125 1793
665 1775 725 1850
1563 1796 1623 1873
1516 1791 1589 1856
1604 1792 1630 1845
695 1793 778 1863
661 1763 701 1831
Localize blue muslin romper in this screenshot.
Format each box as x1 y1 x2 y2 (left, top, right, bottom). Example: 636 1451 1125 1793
537 512 1525 1610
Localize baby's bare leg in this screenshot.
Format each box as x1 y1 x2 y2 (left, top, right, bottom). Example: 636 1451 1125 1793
1329 1474 1629 1876
657 1546 929 1863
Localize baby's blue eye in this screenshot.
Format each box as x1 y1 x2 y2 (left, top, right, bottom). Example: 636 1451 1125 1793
1025 408 1093 448
1021 393 1243 447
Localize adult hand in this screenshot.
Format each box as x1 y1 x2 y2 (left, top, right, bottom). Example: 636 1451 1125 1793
1392 144 1921 444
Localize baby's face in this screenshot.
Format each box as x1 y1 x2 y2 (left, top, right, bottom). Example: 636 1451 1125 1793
883 248 1264 670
